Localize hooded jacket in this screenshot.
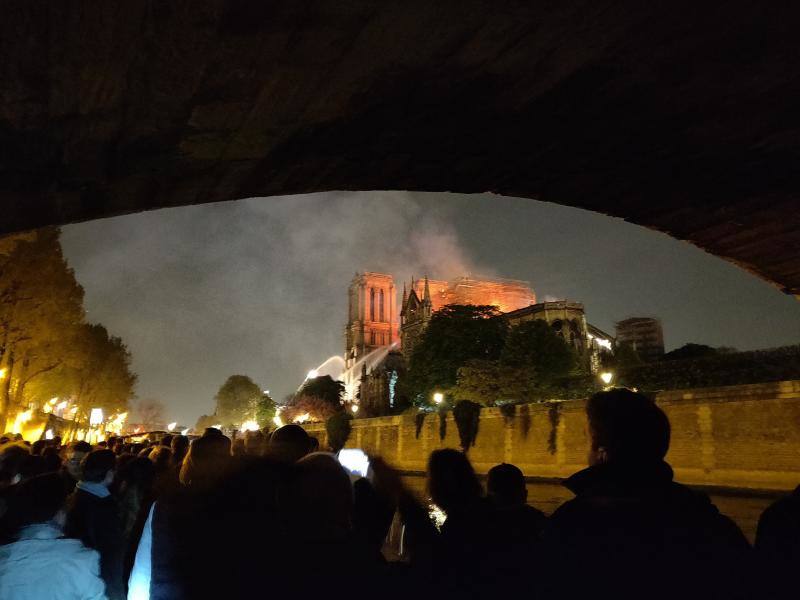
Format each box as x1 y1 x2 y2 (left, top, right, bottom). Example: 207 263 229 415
542 461 753 600
0 522 107 600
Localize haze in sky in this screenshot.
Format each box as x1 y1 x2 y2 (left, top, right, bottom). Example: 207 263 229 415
60 192 800 425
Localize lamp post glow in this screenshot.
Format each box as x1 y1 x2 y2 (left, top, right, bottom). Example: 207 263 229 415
0 367 6 379
89 408 104 426
600 372 614 386
167 422 177 431
351 404 359 414
433 392 444 405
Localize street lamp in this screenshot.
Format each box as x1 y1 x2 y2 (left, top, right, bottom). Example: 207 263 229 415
600 371 614 386
89 408 104 426
0 368 6 379
433 392 444 405
167 422 177 432
351 404 359 414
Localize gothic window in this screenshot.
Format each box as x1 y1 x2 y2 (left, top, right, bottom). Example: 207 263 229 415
552 320 563 336
379 289 385 322
349 292 353 321
370 288 375 321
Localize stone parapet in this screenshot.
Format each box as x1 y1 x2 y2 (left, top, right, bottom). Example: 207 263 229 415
303 380 800 492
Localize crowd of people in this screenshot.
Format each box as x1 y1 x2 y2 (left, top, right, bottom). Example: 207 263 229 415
0 388 798 599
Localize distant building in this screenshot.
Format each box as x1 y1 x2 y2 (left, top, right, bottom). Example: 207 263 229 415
615 317 665 362
504 301 614 372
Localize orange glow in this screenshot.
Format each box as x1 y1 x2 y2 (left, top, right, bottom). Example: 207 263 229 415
411 276 535 313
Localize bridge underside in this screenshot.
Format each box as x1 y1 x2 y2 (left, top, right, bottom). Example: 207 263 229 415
1 1 799 295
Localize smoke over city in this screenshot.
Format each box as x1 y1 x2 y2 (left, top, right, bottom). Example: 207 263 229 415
60 191 800 425
60 192 488 423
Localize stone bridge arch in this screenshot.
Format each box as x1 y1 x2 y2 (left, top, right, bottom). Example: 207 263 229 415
1 1 798 296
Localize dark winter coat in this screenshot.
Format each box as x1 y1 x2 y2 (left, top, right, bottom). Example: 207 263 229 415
755 485 800 599
542 461 753 600
65 487 125 600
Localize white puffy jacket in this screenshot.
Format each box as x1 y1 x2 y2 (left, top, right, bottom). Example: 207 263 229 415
0 522 108 600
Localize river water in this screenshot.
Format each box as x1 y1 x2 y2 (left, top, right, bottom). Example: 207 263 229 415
400 475 780 543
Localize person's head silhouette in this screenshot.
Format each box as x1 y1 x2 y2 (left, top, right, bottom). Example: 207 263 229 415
427 448 482 514
585 388 670 467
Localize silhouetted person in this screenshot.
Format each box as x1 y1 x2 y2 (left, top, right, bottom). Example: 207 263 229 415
160 433 173 448
543 389 751 600
0 472 107 600
244 430 266 456
170 435 189 468
42 446 63 473
62 440 92 493
0 443 31 487
485 462 547 593
202 426 223 438
353 476 395 557
115 456 156 583
267 424 311 464
149 446 176 499
65 449 125 600
231 438 246 458
129 434 234 599
372 448 494 595
32 439 46 455
277 453 388 597
755 484 800 598
18 452 45 480
487 462 546 541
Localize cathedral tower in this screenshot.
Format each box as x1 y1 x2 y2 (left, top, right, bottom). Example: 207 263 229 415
345 272 398 369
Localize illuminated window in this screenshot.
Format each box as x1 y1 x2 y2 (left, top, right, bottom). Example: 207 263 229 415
379 289 385 322
370 288 376 321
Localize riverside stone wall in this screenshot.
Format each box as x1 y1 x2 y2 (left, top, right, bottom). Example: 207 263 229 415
303 380 800 492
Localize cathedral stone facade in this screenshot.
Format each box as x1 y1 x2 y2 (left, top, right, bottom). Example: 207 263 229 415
345 271 611 415
505 301 613 372
345 272 398 370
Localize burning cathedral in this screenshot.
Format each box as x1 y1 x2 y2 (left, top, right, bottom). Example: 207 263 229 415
339 271 613 416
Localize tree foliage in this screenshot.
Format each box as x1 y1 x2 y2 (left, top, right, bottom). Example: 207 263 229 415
214 375 263 427
282 394 340 424
297 375 344 408
68 323 136 418
326 411 353 453
662 343 719 361
406 305 508 404
453 360 539 406
606 342 643 369
0 229 136 427
256 392 276 428
194 414 218 432
500 320 577 379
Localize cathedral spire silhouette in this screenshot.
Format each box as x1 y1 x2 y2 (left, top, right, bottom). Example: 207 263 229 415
423 276 431 305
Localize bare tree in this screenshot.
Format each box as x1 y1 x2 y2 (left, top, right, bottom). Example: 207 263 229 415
135 398 166 431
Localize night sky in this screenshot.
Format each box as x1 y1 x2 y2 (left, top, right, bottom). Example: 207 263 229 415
60 192 800 426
